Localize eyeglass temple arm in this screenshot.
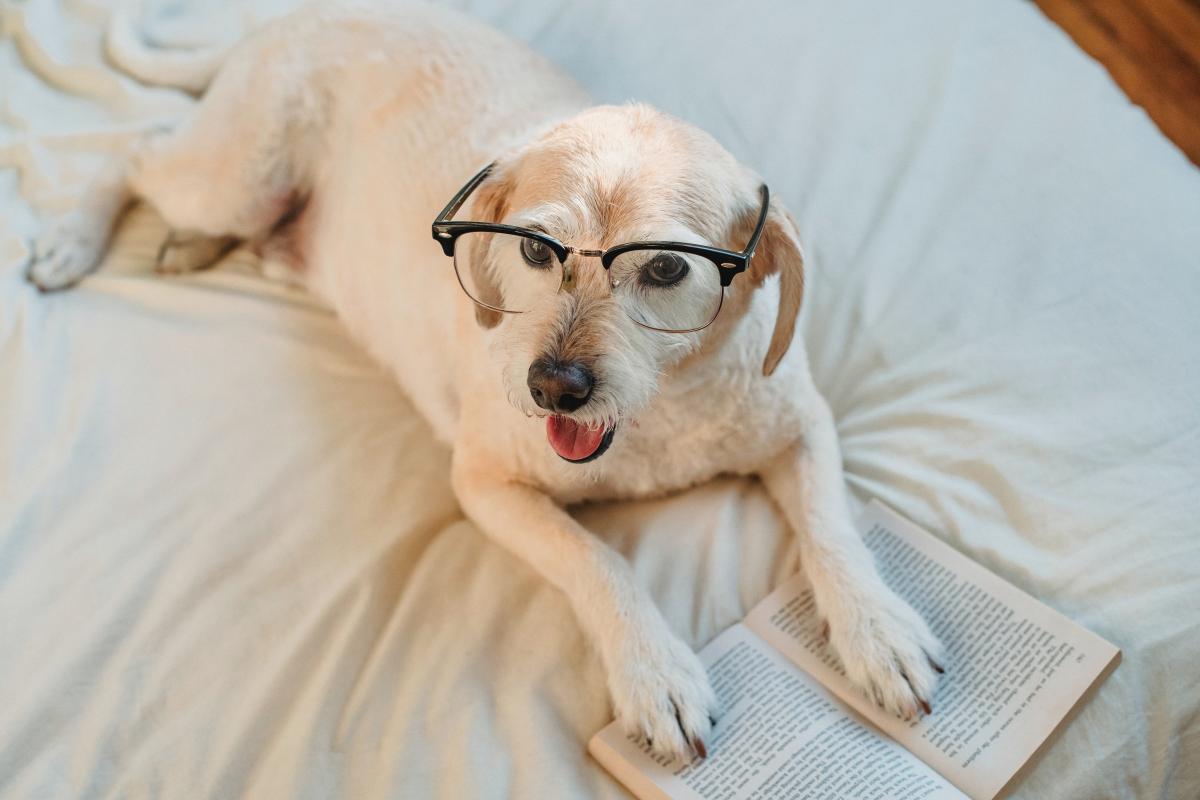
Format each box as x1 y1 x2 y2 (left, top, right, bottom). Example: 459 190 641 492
741 184 771 260
434 162 496 224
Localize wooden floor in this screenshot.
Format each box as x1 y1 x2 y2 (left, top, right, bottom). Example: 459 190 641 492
1034 0 1200 165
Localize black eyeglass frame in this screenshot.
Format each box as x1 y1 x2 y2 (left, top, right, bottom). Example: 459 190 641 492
431 162 770 329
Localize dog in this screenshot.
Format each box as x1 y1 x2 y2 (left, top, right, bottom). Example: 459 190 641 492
26 0 943 762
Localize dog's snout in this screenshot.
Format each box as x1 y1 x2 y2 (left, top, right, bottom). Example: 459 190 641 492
527 357 595 413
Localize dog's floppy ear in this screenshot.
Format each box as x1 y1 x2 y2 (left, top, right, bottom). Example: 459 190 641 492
464 170 514 329
744 201 806 376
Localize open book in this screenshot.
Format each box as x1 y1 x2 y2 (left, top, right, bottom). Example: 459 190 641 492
590 501 1120 800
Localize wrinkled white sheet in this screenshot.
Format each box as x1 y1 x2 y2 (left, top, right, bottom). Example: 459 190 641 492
1 0 1198 797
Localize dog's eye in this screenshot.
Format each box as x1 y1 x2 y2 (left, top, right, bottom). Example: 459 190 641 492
521 237 553 268
639 253 689 287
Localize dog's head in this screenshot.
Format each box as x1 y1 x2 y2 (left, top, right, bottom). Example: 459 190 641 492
458 104 804 463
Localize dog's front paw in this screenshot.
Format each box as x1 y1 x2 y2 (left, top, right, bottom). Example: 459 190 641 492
828 589 944 722
26 222 105 292
608 631 719 762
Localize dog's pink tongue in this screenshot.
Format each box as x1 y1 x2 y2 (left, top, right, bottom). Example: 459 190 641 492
547 416 604 461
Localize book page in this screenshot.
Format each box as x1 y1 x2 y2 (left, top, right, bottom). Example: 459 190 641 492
589 623 968 800
744 501 1120 800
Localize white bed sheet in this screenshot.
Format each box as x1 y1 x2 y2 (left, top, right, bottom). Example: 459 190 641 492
1 0 1198 798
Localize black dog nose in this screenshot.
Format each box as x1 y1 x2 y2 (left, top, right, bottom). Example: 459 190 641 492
527 357 595 413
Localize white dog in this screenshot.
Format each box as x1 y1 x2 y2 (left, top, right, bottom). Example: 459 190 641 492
27 1 943 761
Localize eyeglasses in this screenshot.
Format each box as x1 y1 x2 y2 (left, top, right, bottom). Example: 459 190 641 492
432 163 770 333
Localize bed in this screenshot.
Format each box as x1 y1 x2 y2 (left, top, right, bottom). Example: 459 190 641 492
1 0 1198 797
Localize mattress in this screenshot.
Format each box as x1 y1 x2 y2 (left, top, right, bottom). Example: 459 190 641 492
1 0 1198 797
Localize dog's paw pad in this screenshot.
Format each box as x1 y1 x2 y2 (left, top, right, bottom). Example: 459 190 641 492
610 634 719 762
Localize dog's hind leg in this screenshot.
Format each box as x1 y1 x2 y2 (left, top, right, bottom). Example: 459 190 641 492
128 34 315 263
28 25 315 291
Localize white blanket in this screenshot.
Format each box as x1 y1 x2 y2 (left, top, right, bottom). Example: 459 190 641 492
2 1 1198 797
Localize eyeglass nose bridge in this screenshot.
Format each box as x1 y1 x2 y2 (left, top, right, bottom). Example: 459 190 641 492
560 246 613 293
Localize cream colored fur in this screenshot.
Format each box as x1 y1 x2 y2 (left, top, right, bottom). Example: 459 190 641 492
26 0 942 762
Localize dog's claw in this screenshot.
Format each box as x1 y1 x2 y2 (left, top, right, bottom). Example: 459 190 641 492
898 665 934 718
691 737 708 760
927 653 945 674
819 619 830 645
